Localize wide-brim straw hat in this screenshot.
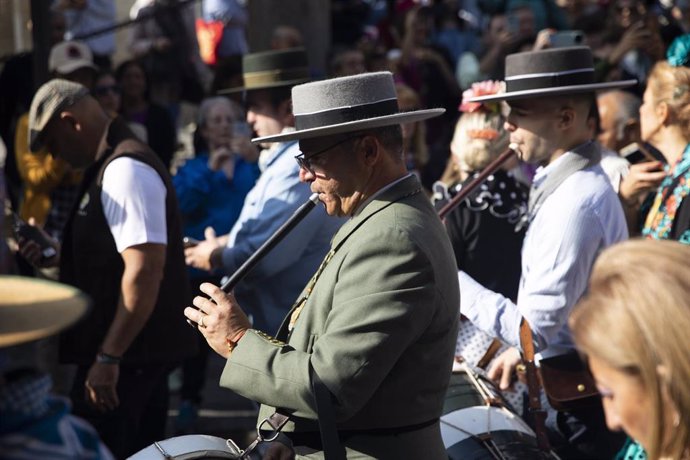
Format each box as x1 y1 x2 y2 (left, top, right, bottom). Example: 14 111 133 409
218 48 311 94
468 46 637 103
0 276 90 348
252 71 445 144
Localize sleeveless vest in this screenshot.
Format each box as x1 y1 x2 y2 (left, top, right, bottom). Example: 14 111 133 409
59 118 196 365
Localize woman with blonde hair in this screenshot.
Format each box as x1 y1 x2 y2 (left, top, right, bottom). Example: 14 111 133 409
570 239 690 460
438 80 528 300
624 34 690 243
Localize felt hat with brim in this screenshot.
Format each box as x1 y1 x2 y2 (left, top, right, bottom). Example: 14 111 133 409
468 46 637 103
218 48 311 94
252 71 445 144
0 276 90 348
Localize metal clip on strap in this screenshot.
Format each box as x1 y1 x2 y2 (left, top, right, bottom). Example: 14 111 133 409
239 412 291 459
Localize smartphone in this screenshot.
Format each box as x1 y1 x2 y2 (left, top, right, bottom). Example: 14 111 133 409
550 30 585 48
620 142 663 164
11 213 57 261
183 236 200 248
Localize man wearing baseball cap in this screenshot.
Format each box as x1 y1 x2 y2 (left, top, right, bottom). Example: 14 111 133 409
21 78 196 458
14 40 96 247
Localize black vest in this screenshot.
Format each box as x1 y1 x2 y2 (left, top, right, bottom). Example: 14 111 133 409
59 118 196 365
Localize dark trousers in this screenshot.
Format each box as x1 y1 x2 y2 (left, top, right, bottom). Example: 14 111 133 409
180 332 211 403
180 275 219 403
70 362 174 459
542 397 626 459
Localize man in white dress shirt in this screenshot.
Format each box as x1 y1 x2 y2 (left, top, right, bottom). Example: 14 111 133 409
461 47 632 458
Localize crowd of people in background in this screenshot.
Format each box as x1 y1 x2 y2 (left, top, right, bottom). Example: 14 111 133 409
1 0 690 459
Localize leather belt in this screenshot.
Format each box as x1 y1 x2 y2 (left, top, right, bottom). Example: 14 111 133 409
267 418 440 450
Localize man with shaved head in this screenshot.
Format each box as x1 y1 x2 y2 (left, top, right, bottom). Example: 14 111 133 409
597 90 641 153
21 79 195 457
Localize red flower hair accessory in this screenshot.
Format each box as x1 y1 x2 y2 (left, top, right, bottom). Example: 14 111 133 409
459 80 505 114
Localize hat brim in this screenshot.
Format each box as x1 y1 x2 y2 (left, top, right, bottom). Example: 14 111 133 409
468 80 638 103
252 108 445 144
0 276 91 347
54 60 98 76
218 77 311 95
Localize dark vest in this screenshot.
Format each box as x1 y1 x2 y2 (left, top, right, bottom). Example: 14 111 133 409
59 118 196 365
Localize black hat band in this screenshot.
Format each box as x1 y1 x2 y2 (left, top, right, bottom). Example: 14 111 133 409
295 98 399 131
505 68 595 93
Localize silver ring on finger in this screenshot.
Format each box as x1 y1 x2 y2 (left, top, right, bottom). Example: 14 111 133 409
199 314 206 328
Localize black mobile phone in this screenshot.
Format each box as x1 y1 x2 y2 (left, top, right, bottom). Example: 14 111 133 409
620 142 662 164
11 213 57 261
183 236 200 248
550 30 584 48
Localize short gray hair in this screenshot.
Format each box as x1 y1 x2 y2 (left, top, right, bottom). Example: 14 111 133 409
197 97 244 129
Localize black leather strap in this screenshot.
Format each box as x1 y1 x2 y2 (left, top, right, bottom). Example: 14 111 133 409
311 367 346 460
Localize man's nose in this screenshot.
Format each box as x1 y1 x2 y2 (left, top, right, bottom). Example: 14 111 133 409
504 120 516 132
299 166 314 183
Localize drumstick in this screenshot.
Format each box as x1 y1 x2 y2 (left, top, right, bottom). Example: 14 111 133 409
437 144 518 221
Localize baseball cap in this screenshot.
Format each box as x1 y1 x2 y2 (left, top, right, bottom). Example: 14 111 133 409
48 40 98 75
28 79 89 152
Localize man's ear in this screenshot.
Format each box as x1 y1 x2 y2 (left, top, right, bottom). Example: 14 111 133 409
59 111 81 132
557 106 576 130
360 135 379 165
278 99 294 126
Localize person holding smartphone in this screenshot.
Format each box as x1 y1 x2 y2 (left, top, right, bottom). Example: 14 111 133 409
171 96 259 433
635 35 690 243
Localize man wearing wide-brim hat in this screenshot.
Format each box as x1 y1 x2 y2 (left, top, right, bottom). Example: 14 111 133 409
459 46 631 458
0 276 113 459
184 71 460 458
185 48 342 336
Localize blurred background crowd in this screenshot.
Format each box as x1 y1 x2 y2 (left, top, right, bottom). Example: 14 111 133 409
2 0 690 458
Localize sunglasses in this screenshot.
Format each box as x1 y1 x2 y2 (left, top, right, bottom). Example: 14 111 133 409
93 84 121 96
294 134 361 175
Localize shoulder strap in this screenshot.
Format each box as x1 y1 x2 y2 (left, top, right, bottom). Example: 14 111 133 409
528 141 601 220
519 318 551 452
312 367 346 460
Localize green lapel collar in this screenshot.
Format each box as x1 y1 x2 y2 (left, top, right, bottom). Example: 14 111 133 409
331 174 422 250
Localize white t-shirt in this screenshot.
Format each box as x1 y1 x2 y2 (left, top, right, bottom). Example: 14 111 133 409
101 157 167 253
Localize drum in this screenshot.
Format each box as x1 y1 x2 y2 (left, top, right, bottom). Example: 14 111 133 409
441 364 557 460
127 434 243 459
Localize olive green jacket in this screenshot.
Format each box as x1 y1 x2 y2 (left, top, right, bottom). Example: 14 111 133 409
220 175 459 450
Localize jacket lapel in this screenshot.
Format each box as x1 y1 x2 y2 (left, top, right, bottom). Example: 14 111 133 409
331 174 422 250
